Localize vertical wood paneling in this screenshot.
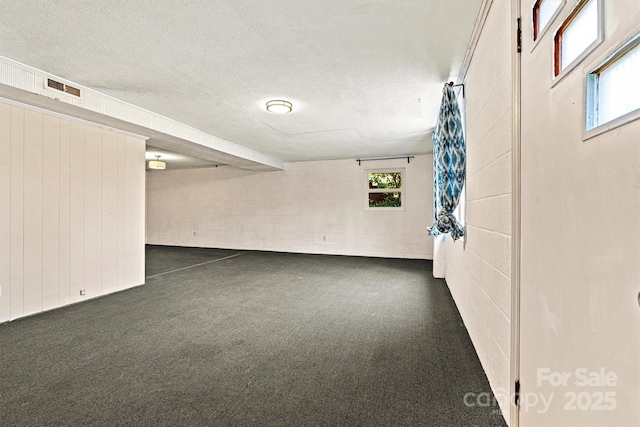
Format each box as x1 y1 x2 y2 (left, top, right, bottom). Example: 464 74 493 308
117 135 127 290
69 122 85 304
0 104 11 323
22 110 43 316
137 141 145 284
9 106 24 320
1 101 146 322
101 130 118 294
59 120 70 306
84 126 102 298
42 114 60 311
124 136 139 285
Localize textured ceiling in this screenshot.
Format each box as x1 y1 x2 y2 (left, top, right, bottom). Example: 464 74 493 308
0 0 481 163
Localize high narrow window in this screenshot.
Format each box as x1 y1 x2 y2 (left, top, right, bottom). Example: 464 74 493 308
533 0 563 41
586 34 640 132
366 170 403 209
554 0 602 77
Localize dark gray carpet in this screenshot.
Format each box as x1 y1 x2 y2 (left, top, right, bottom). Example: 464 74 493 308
0 246 507 426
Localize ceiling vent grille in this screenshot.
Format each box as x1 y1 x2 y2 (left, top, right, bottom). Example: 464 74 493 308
47 78 81 97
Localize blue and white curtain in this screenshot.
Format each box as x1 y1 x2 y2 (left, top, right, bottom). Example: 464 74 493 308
427 83 465 241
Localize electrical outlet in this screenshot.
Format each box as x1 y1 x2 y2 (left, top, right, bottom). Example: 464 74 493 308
79 289 86 296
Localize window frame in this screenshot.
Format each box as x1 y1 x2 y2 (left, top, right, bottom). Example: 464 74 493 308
531 0 565 50
364 168 405 211
451 86 466 243
583 32 640 140
552 0 604 85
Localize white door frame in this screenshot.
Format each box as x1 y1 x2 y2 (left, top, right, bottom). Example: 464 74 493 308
510 0 522 425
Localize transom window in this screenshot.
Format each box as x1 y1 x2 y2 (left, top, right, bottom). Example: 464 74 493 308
366 170 403 209
554 0 602 77
533 0 563 41
586 34 640 132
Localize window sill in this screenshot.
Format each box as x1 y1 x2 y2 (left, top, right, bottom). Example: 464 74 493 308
364 207 405 211
583 108 640 141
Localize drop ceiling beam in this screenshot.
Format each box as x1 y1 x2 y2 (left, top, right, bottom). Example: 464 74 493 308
0 57 284 171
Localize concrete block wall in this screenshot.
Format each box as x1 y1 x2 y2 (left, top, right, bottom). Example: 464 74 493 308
443 1 512 422
146 155 433 260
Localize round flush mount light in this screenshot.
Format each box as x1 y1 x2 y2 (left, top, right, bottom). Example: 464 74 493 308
266 100 292 114
148 155 166 170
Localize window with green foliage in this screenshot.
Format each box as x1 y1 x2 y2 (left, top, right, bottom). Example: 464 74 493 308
366 170 403 209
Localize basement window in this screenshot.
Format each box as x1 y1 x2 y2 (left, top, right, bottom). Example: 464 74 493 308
585 34 640 135
366 170 403 209
533 0 564 42
554 0 603 79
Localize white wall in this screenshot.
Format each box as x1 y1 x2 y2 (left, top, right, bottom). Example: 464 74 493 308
518 0 640 425
0 101 146 323
147 155 433 260
442 1 513 422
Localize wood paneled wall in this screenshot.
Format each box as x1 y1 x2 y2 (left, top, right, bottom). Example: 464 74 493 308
0 102 145 322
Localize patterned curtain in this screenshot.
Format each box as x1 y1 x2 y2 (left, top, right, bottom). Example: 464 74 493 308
427 83 466 241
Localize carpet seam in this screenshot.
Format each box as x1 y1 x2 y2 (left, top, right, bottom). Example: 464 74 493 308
145 252 244 278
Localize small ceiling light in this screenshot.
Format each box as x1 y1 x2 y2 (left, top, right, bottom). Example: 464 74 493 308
266 100 293 114
148 155 166 170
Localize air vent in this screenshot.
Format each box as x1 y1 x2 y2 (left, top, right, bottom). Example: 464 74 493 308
64 85 81 97
47 78 81 97
47 79 64 91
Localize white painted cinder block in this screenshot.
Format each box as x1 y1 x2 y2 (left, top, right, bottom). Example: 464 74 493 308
441 2 513 424
467 194 511 236
466 227 511 279
467 73 512 148
146 155 434 260
467 116 512 177
467 152 511 202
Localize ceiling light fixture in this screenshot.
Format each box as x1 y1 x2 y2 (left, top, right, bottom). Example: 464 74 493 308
148 155 166 170
266 100 292 114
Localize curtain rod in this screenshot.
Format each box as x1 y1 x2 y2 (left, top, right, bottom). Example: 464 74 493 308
448 81 465 98
356 155 415 166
